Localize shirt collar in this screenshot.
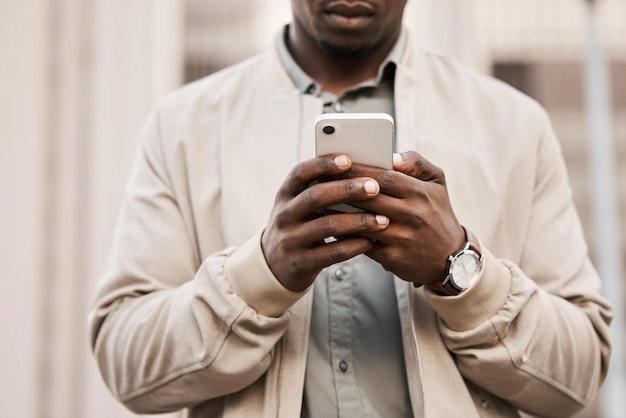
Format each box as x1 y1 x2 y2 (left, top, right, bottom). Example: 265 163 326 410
277 25 406 96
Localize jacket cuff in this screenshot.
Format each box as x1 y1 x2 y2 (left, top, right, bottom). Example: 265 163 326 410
424 248 512 331
224 230 309 317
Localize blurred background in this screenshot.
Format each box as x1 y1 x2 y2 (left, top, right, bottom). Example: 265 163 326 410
1 0 624 417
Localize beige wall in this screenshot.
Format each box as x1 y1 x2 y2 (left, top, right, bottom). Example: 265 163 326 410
0 1 184 417
0 1 48 416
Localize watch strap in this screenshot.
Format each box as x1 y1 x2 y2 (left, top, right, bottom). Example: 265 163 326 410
427 227 482 296
464 228 481 256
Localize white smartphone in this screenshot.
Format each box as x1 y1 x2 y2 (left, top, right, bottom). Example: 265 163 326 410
315 112 394 169
314 113 394 212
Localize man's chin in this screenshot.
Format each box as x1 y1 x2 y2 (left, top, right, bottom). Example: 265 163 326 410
318 40 374 58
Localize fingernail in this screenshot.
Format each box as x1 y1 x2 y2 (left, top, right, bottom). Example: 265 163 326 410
393 153 402 164
376 215 389 225
334 155 349 167
364 180 378 194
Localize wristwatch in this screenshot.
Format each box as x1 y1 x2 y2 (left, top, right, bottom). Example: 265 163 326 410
427 227 483 296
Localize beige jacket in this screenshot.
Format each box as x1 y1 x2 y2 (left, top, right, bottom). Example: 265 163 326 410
88 35 613 418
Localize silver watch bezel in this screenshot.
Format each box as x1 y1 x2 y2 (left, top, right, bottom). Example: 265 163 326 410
446 248 483 291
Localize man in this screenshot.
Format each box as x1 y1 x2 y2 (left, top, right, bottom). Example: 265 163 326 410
88 1 613 417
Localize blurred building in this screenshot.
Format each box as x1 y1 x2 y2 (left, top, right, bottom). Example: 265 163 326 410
1 1 623 417
475 0 626 260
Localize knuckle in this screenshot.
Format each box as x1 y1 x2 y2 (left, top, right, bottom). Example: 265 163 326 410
358 213 372 229
409 183 429 202
329 245 349 261
342 180 357 197
320 216 336 236
280 164 308 198
290 164 309 186
404 212 425 229
318 156 337 172
384 248 402 266
273 206 297 229
406 151 419 159
303 188 316 206
415 159 429 173
439 170 448 185
376 170 395 187
289 253 310 276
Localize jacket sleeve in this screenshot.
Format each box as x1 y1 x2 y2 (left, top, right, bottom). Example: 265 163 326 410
87 108 306 414
425 114 613 417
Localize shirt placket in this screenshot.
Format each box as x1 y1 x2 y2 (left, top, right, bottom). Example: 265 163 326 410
327 260 361 416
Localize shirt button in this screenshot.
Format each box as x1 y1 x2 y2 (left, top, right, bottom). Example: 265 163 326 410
333 101 344 113
339 360 349 372
334 268 348 281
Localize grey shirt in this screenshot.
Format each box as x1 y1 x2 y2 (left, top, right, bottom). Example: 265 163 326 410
277 27 413 418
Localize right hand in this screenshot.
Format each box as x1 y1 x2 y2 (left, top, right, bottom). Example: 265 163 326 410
261 154 390 292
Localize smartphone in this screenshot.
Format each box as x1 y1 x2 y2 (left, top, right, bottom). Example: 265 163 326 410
314 113 394 212
315 112 394 169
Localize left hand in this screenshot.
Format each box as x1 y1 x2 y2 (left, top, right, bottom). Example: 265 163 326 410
343 151 465 285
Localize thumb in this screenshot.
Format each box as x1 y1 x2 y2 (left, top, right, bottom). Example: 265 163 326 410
393 151 445 184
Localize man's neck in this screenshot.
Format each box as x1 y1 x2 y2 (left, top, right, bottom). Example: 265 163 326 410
287 25 399 95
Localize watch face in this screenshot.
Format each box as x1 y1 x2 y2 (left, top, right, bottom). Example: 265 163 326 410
450 250 482 289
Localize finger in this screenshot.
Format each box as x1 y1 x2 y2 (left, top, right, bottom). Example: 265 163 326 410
339 152 443 184
346 192 397 214
392 151 445 184
342 165 415 200
278 154 353 200
269 236 376 292
289 177 381 217
346 155 445 199
291 211 390 244
304 236 377 270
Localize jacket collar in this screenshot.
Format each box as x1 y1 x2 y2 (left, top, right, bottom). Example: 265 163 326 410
276 25 409 96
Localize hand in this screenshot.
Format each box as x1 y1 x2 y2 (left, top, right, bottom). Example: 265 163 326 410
261 154 390 292
344 151 465 285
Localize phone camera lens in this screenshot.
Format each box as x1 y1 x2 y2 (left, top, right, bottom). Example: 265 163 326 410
323 125 335 135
